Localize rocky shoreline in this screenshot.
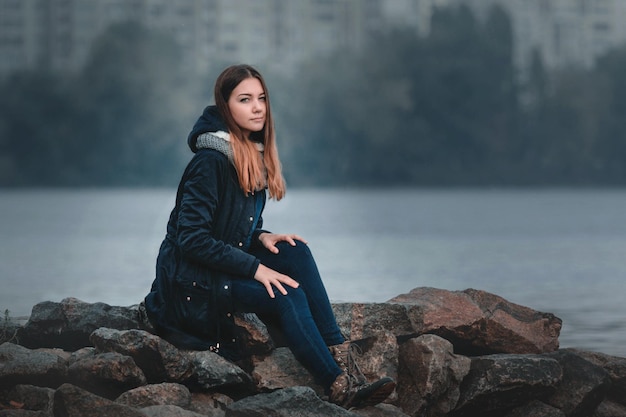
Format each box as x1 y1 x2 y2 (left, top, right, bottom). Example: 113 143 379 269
1 286 625 417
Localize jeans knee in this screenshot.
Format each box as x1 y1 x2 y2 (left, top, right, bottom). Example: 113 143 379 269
276 286 309 313
276 240 313 260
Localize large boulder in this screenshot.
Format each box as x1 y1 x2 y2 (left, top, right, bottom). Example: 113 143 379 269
89 328 193 383
570 348 626 406
18 298 146 351
0 343 67 389
389 287 562 355
450 353 562 417
67 351 147 399
184 350 253 394
52 383 147 417
544 349 612 417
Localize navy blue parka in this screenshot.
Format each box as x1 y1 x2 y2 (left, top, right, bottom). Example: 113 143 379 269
144 106 268 358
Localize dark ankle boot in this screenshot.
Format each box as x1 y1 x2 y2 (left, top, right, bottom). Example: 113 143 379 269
329 372 396 409
329 341 367 384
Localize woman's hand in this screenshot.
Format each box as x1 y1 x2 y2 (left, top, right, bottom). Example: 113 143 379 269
254 264 300 298
258 232 308 254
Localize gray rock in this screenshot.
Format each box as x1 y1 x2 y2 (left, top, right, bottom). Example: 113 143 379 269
592 400 626 417
545 349 612 417
184 350 253 393
570 348 626 406
90 328 193 383
0 384 54 416
450 353 562 417
115 382 191 408
67 351 147 399
52 383 147 417
389 287 562 355
397 334 471 417
140 404 205 417
18 298 145 351
0 343 67 389
225 386 359 416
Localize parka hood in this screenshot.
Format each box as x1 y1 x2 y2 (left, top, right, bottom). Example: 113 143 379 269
187 105 228 153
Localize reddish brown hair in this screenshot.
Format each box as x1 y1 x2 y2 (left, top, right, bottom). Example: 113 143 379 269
214 64 285 200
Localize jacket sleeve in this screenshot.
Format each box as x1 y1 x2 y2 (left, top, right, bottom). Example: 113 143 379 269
176 152 260 278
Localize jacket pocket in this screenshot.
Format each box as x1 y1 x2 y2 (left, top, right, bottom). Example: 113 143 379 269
174 276 216 339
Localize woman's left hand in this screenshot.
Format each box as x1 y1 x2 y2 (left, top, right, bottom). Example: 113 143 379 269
258 232 308 254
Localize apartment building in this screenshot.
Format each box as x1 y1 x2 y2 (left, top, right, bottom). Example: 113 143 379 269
1 0 625 77
455 0 626 76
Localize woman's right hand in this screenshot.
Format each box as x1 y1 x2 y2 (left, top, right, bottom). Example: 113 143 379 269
254 264 299 298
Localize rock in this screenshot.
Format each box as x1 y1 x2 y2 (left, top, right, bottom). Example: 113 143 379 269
233 313 274 355
389 287 562 355
0 411 46 416
67 351 147 399
90 328 193 383
352 403 411 416
189 392 233 416
355 331 399 395
503 400 566 417
140 404 206 417
248 347 321 395
0 384 54 415
115 382 191 408
332 303 417 342
593 400 626 417
544 349 612 417
0 343 67 389
225 386 358 416
570 348 626 406
450 353 562 417
184 350 253 394
18 298 146 351
397 334 471 417
52 383 147 417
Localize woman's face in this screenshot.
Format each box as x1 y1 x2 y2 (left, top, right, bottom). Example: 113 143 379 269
227 77 266 138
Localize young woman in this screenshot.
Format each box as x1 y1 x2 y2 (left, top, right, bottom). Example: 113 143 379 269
144 64 395 409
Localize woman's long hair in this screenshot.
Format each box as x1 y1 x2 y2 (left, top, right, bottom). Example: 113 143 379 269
214 64 285 200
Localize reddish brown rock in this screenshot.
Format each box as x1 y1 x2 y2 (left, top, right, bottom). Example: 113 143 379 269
389 287 562 355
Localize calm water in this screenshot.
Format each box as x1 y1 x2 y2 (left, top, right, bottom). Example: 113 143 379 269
0 188 625 357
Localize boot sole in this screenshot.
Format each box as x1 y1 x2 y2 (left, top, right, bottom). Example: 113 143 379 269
352 378 396 408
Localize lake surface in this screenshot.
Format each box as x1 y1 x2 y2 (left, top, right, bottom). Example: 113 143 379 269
1 188 624 357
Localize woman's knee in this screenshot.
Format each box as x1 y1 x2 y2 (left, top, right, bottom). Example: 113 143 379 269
275 240 313 260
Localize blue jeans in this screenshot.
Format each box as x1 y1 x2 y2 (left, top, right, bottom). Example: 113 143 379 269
231 240 344 389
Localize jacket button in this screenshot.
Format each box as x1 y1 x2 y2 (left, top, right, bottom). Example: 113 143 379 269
186 296 191 301
224 285 229 290
232 338 236 343
249 217 253 222
192 281 197 287
227 312 232 317
238 242 243 247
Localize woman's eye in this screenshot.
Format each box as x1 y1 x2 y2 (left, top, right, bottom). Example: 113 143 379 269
240 98 249 103
259 96 266 101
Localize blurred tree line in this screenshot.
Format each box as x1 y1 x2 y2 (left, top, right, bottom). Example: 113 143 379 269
1 4 625 187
